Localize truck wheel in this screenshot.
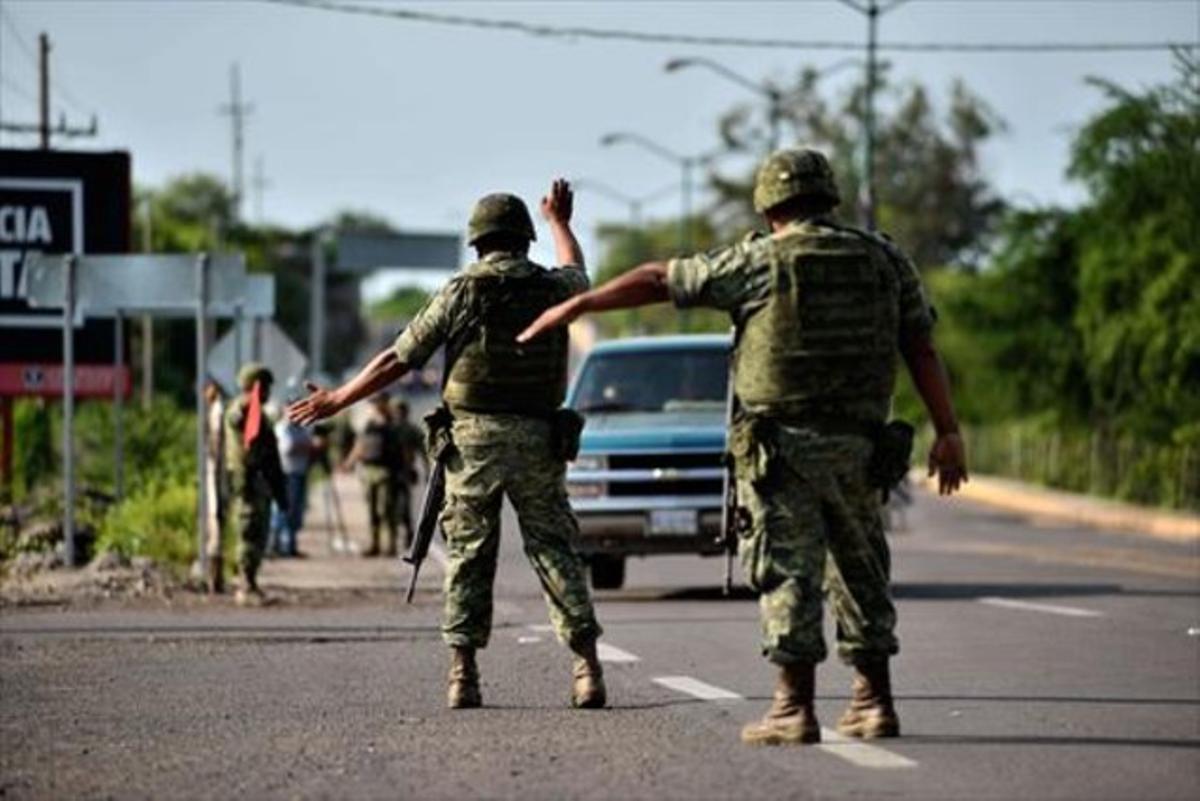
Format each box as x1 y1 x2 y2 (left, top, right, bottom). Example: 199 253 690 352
589 556 626 590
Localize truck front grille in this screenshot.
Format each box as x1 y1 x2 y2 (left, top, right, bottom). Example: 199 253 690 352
608 479 724 497
608 452 723 471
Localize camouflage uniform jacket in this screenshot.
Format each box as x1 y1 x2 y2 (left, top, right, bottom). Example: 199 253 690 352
223 395 288 506
392 251 589 390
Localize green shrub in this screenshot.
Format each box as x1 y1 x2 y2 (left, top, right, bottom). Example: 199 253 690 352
97 477 197 571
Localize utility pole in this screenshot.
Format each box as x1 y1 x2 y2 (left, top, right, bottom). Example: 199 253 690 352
251 155 270 224
39 33 49 148
839 0 907 231
863 0 880 230
218 63 253 224
0 32 98 146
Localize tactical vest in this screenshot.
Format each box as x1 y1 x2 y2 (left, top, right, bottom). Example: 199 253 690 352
358 419 394 466
734 221 901 424
442 261 570 416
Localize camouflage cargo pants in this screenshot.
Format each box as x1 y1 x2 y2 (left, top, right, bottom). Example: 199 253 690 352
232 492 271 577
735 424 898 666
440 412 602 650
361 466 398 550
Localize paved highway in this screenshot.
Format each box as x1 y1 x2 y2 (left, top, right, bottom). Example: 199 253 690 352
2 488 1197 799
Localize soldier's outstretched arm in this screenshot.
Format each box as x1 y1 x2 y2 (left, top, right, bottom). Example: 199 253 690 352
541 178 585 270
287 348 410 426
517 261 671 343
900 331 968 496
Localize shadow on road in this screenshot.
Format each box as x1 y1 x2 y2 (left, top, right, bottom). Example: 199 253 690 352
598 586 759 603
898 694 1200 707
894 581 1199 600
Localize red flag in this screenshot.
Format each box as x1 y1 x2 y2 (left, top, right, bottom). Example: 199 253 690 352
243 380 263 448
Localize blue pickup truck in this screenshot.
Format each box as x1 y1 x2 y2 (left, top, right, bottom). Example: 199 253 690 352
565 334 731 589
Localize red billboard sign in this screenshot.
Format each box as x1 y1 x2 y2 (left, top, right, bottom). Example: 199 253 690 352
0 363 131 398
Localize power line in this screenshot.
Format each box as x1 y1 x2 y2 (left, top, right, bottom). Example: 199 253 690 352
2 7 94 117
263 0 1196 54
0 6 38 67
0 74 38 106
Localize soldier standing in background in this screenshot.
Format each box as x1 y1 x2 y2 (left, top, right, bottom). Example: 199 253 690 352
203 378 228 594
390 398 427 550
342 392 401 557
225 363 289 606
518 151 968 743
288 179 607 710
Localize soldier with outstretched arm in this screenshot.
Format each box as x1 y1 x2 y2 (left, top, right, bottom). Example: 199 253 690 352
518 149 967 745
289 179 608 710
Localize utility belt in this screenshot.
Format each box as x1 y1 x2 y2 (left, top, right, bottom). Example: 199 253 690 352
730 411 913 493
430 405 585 463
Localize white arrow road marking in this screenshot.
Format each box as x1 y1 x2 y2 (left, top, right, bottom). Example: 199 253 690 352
652 676 742 701
978 596 1103 618
652 676 918 769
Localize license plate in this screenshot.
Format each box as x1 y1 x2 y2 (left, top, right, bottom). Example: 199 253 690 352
647 509 698 536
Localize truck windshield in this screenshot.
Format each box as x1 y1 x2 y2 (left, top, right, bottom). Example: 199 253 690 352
572 348 729 413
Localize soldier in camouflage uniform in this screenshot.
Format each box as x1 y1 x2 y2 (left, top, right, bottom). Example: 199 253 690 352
225 363 289 606
288 179 607 710
390 398 427 550
343 392 402 557
519 149 968 744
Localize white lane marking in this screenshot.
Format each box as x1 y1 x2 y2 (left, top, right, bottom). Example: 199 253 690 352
517 636 542 644
597 643 641 663
652 676 742 701
523 626 641 662
978 596 1103 618
817 728 918 769
1187 626 1200 637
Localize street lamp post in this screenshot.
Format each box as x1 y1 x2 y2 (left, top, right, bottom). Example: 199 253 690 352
664 57 783 152
837 0 909 230
600 131 720 255
572 178 679 229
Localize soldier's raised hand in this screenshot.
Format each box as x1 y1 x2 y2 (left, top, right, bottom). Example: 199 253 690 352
541 178 573 225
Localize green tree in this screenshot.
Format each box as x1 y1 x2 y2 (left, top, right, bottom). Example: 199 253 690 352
712 66 1006 268
1066 56 1200 440
367 286 431 323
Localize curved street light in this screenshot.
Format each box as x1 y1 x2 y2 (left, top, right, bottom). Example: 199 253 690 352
599 131 724 254
573 178 678 228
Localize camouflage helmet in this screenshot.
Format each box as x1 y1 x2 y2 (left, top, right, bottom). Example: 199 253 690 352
752 148 840 213
467 193 536 246
237 362 274 391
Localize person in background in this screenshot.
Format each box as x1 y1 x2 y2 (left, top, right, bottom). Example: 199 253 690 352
225 363 289 605
342 392 401 557
390 397 428 550
203 378 228 594
272 386 315 558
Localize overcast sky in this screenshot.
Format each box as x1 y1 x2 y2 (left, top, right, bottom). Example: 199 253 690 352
2 0 1195 294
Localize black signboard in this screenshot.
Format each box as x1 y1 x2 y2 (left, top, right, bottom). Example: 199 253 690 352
0 148 131 364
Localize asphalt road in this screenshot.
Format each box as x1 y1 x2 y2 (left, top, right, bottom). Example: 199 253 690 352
2 489 1198 800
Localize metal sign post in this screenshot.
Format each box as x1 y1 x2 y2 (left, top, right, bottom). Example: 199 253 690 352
24 252 264 572
62 254 77 567
113 309 125 500
195 253 210 577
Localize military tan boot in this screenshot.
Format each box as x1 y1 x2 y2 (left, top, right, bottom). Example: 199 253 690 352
836 659 900 739
447 647 482 709
741 662 821 746
569 639 607 709
234 568 267 607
